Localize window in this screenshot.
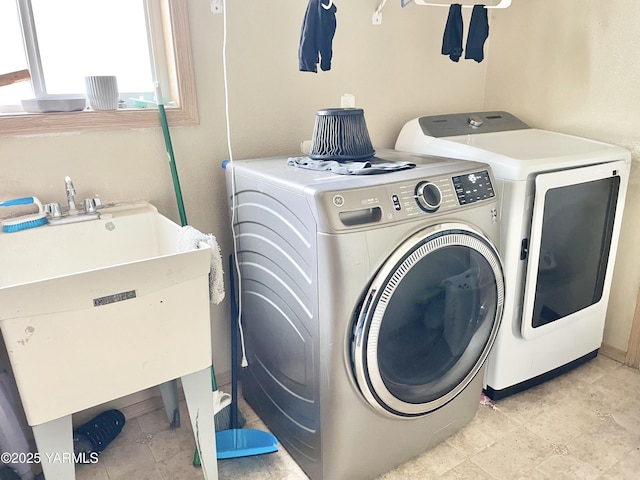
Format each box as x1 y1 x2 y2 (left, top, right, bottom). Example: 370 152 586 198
0 0 197 136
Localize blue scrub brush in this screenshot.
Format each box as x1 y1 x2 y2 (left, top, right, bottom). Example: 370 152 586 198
0 197 49 233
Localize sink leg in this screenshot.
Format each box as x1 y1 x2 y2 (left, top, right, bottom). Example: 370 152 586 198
31 414 76 480
159 379 181 428
181 367 218 480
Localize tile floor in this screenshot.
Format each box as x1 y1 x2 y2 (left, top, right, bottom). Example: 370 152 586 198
75 354 640 480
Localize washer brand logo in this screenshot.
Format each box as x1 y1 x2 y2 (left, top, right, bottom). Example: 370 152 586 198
333 195 345 207
93 290 137 307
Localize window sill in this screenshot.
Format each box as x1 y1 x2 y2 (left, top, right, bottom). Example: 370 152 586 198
0 103 198 136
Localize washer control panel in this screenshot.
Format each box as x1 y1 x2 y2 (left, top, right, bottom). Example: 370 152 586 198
452 170 495 205
316 167 497 231
392 176 454 217
414 181 442 212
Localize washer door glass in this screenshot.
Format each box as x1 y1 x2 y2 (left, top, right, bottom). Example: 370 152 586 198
351 224 504 417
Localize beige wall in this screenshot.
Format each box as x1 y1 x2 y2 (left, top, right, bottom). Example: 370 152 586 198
485 0 640 352
0 0 489 406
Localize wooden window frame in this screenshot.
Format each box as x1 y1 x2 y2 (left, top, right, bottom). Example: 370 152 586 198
0 0 197 137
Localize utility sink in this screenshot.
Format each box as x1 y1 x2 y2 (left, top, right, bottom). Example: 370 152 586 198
0 201 213 424
0 202 218 479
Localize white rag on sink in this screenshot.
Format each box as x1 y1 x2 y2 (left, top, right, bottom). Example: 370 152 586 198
177 226 225 305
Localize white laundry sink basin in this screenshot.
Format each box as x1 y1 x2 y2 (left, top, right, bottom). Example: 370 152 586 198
0 202 213 426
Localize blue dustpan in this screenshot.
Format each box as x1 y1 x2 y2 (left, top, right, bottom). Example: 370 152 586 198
214 255 278 460
215 428 278 459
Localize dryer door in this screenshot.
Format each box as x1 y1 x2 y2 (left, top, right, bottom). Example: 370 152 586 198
520 160 628 339
351 223 504 417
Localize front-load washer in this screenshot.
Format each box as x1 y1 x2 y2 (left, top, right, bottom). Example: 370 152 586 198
224 149 504 480
396 112 631 400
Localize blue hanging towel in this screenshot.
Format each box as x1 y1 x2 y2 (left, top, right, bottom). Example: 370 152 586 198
441 4 463 62
299 0 337 72
465 5 489 62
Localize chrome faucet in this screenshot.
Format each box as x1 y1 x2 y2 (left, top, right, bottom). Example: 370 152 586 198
43 176 102 225
65 176 79 215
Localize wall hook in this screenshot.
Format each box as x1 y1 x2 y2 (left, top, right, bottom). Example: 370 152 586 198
373 0 388 25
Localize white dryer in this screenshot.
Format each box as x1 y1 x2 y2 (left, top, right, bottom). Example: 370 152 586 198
225 149 504 479
396 112 630 400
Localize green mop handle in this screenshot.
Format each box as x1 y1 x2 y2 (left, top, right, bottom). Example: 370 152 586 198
155 83 188 227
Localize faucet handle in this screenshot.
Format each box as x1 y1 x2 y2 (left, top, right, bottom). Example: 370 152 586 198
83 198 102 213
44 202 63 218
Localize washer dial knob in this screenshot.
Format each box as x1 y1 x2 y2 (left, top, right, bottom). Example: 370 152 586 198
415 181 442 212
